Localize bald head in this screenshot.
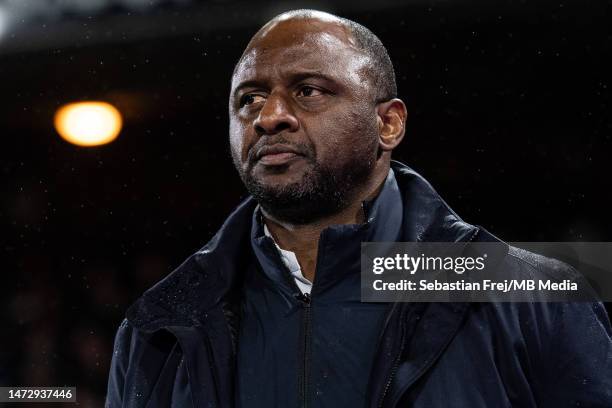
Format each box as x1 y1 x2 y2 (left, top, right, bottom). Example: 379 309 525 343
235 9 397 103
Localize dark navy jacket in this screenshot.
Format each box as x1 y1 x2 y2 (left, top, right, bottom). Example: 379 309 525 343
106 162 612 407
237 170 402 407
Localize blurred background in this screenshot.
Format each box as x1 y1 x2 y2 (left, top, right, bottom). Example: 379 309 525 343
1 0 610 405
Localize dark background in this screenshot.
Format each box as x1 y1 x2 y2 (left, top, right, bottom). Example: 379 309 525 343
1 0 610 405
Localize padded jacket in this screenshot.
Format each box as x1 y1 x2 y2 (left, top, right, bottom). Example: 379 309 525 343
106 161 612 407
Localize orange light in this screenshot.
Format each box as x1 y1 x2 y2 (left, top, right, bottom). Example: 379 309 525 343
54 101 122 147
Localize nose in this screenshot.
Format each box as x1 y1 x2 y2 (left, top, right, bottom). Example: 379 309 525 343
253 93 299 135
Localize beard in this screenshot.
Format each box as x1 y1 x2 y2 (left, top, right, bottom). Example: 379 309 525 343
232 137 379 225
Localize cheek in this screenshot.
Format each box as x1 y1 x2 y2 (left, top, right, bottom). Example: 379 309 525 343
229 119 250 161
311 106 378 160
346 105 379 147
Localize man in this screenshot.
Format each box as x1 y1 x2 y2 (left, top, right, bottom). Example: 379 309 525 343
106 10 612 408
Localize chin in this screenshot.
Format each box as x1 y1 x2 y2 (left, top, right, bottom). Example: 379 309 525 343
252 160 310 184
256 173 307 192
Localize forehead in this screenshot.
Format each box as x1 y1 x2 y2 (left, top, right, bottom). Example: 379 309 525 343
232 19 370 89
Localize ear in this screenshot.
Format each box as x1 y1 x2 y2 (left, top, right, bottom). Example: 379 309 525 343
376 98 407 152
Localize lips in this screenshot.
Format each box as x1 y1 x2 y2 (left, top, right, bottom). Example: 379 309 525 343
255 144 303 166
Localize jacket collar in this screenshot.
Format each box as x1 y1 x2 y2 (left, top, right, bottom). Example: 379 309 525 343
126 197 257 332
249 169 404 298
126 161 484 332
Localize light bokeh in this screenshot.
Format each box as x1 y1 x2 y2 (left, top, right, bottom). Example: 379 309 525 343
54 101 122 147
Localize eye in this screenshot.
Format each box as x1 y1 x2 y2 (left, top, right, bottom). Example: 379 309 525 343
297 86 323 98
240 93 266 107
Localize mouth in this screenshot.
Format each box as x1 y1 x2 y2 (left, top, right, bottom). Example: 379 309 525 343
255 144 304 166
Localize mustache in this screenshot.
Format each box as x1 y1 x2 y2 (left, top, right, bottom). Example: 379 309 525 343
247 136 314 163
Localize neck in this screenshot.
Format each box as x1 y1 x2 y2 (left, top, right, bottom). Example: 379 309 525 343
262 166 389 282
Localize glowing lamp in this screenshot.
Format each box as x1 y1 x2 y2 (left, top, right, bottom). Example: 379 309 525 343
54 101 122 147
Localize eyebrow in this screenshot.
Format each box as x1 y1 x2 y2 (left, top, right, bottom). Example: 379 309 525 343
232 71 337 99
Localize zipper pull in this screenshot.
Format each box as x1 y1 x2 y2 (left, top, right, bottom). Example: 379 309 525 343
295 292 311 305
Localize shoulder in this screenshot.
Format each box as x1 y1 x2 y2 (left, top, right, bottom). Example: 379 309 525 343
109 319 139 370
504 245 582 281
112 318 134 348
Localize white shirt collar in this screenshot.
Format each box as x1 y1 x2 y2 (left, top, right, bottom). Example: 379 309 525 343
263 224 313 294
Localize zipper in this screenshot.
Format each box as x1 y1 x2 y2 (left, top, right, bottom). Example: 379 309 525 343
267 240 313 408
377 230 480 407
264 239 313 408
298 234 329 408
377 303 413 408
377 327 404 407
263 232 322 408
297 292 312 408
